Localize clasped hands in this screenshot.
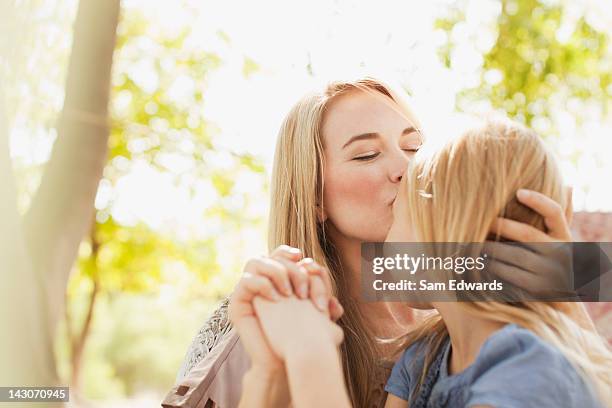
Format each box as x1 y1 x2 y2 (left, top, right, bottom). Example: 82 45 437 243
228 245 344 408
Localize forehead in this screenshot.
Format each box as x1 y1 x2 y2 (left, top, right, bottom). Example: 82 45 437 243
321 89 414 147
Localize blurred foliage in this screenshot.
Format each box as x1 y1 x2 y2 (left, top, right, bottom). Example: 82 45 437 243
4 0 606 403
437 0 611 129
59 4 268 401
75 219 219 292
56 289 217 399
2 0 77 214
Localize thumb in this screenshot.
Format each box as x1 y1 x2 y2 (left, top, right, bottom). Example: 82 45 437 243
234 316 275 360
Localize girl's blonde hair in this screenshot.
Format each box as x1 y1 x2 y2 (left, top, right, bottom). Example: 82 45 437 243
398 119 612 405
268 77 419 407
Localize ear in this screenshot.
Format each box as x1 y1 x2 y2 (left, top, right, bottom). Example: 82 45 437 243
564 186 573 226
316 204 327 223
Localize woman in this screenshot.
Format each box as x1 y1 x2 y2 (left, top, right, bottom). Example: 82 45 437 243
163 78 592 408
238 119 612 408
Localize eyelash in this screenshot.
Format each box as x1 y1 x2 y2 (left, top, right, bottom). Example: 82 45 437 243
353 153 380 161
353 148 420 161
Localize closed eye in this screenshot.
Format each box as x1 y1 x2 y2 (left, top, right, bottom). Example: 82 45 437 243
353 152 380 161
402 144 422 153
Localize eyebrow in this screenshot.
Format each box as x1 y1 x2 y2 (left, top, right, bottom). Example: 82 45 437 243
342 126 418 149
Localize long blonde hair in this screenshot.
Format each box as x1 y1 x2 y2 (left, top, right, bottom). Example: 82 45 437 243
268 77 419 407
398 119 612 405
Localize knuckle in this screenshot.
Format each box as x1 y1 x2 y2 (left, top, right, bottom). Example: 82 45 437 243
245 257 265 272
244 259 257 271
272 261 291 278
241 271 255 282
525 229 537 241
290 264 307 278
550 202 563 214
258 279 271 291
309 261 323 271
312 275 325 289
241 275 256 289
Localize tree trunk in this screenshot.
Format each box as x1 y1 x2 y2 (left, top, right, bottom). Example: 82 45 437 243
68 224 101 394
23 0 120 337
0 0 121 398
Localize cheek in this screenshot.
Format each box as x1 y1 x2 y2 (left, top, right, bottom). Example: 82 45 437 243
323 165 392 238
328 170 381 204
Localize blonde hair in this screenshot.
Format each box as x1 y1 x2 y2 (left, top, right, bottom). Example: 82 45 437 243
268 77 419 407
398 119 612 405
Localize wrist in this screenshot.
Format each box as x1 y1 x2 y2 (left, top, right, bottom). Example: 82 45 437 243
285 339 338 373
248 363 285 381
242 365 290 408
284 342 351 408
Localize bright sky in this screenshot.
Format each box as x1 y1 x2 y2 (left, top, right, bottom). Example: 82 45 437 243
7 0 612 244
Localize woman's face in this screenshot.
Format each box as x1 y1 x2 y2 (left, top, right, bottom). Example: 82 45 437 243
321 89 422 242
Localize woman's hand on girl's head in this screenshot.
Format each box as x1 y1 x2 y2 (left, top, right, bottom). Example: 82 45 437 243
485 189 575 298
491 189 572 243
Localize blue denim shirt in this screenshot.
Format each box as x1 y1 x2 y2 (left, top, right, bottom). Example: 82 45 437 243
385 323 603 408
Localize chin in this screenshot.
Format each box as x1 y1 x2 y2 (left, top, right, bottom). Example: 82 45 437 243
356 228 388 243
372 225 392 242
405 302 435 310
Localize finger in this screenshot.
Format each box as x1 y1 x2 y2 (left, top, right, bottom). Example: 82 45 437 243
252 257 294 296
329 297 344 322
229 285 256 320
564 186 574 225
487 259 536 292
274 257 310 299
490 217 551 243
241 273 282 302
245 257 293 296
299 258 333 296
270 245 303 262
487 259 568 299
483 241 540 273
231 315 279 363
309 275 329 315
516 189 571 239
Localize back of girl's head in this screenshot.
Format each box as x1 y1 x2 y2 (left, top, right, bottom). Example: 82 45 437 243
398 118 612 405
403 119 565 243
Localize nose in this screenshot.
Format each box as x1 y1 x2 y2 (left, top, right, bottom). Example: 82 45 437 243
388 149 410 183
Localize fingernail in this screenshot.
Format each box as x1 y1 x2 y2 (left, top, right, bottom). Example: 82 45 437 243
301 257 314 264
517 189 529 199
316 296 328 311
288 247 301 254
299 283 308 299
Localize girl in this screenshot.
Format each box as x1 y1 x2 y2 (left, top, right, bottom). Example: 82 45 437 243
382 119 612 407
239 119 612 408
